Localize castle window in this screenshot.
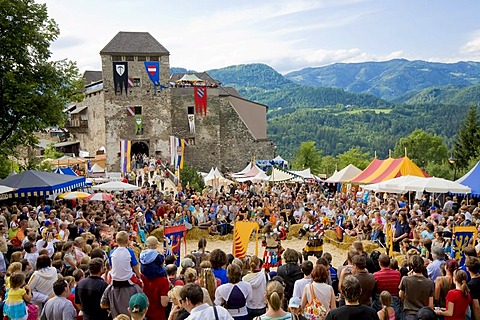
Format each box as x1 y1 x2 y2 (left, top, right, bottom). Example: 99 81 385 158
149 56 159 61
137 56 146 61
187 106 195 115
187 137 195 145
125 56 134 61
111 55 122 61
133 78 141 87
134 106 142 115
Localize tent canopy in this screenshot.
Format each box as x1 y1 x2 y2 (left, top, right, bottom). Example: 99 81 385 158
456 161 480 196
54 167 78 176
349 157 428 184
326 164 362 183
237 170 269 183
363 175 471 194
0 170 85 197
289 168 313 179
232 162 252 177
90 163 105 173
175 74 203 83
269 167 294 182
92 181 140 191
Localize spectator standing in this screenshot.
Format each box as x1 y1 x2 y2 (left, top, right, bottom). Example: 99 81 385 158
128 293 149 320
467 256 480 320
325 275 379 320
242 255 267 318
351 255 376 306
75 258 110 320
300 264 336 314
277 249 303 307
292 260 313 300
41 280 77 320
215 264 252 320
435 269 471 320
426 246 445 281
258 280 297 320
180 283 232 320
372 254 401 319
399 255 434 320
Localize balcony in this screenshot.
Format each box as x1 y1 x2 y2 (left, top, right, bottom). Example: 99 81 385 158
65 119 88 133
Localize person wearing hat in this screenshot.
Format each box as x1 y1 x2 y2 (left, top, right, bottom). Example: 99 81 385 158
139 236 169 320
128 293 149 320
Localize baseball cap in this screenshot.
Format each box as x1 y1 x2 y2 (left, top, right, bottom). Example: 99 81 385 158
288 296 301 309
44 221 52 226
129 293 149 313
429 206 436 210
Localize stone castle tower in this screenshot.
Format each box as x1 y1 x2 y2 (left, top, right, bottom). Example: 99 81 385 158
67 32 274 172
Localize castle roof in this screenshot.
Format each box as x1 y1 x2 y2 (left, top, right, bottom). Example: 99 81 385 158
100 32 169 55
83 70 103 84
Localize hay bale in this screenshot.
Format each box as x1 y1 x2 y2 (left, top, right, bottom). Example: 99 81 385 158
343 235 356 244
287 224 302 240
361 240 380 254
186 227 210 240
150 227 164 241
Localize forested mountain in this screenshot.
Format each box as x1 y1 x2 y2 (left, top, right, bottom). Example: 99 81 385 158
394 84 480 105
284 59 480 101
171 61 480 159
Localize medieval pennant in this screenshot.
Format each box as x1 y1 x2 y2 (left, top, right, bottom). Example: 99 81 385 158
126 106 135 116
144 62 163 94
194 87 207 115
113 62 129 95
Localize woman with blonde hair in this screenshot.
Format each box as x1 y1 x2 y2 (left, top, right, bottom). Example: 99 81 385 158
242 255 267 318
184 268 212 305
256 280 296 319
196 260 218 301
167 286 189 320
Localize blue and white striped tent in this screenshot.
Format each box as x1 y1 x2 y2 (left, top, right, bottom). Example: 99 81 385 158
0 170 85 198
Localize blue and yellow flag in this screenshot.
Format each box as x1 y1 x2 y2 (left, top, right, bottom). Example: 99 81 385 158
452 226 477 265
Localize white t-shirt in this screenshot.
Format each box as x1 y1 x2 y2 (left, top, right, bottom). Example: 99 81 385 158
109 246 138 281
292 277 312 300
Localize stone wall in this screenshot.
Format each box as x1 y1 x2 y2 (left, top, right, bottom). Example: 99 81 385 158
70 91 106 156
101 54 172 171
171 88 274 172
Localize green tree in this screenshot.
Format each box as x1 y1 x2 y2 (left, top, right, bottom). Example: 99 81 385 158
453 106 480 169
393 129 448 168
43 143 64 159
292 141 322 174
318 155 336 176
337 147 371 170
180 164 205 192
0 0 83 152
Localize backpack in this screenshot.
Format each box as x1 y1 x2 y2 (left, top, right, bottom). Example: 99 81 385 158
303 284 328 320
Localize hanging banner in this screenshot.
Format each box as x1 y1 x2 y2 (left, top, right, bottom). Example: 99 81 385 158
113 62 128 95
120 140 131 173
233 221 259 258
194 87 207 115
144 61 168 94
134 115 143 135
164 225 187 267
452 226 477 265
169 136 186 170
386 222 393 257
188 114 195 134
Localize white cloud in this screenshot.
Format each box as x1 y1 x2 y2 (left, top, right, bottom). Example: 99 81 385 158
459 30 480 59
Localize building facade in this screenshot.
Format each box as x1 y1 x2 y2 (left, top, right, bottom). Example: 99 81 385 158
66 32 274 172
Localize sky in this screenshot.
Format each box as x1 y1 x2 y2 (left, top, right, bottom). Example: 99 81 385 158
42 0 480 74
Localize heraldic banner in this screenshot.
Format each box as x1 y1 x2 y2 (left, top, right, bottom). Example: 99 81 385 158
119 140 131 173
144 61 163 93
113 62 128 95
233 221 259 259
164 225 187 267
169 136 186 171
451 226 478 265
194 87 207 115
386 222 393 257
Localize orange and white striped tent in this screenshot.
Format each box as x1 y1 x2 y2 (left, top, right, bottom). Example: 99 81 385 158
349 156 429 184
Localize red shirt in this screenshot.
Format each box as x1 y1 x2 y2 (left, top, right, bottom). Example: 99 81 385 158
374 268 401 296
445 289 471 320
142 276 170 320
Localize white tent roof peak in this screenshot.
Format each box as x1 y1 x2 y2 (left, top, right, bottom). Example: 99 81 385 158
326 164 362 183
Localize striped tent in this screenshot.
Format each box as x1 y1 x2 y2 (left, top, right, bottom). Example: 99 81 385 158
349 157 428 184
0 170 85 198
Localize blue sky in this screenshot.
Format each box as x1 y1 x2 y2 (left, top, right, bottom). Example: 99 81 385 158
42 0 480 74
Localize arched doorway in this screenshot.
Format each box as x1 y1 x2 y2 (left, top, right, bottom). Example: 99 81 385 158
131 141 149 169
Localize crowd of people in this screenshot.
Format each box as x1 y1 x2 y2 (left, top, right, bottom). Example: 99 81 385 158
0 176 478 320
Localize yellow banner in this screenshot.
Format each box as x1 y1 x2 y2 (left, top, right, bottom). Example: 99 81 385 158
233 221 259 258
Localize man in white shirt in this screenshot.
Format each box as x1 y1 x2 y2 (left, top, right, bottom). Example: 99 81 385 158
181 283 233 320
292 260 313 300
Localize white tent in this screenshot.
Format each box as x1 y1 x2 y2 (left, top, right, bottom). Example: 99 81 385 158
237 170 269 182
204 167 218 183
92 181 140 191
272 155 288 166
288 168 314 179
232 162 252 177
90 163 105 173
0 185 15 194
325 164 362 183
363 175 471 194
269 167 294 182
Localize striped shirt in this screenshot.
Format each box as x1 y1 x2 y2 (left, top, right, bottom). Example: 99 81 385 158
374 268 401 296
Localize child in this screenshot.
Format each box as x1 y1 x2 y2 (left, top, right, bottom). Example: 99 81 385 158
377 291 395 320
4 272 32 320
109 231 143 287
